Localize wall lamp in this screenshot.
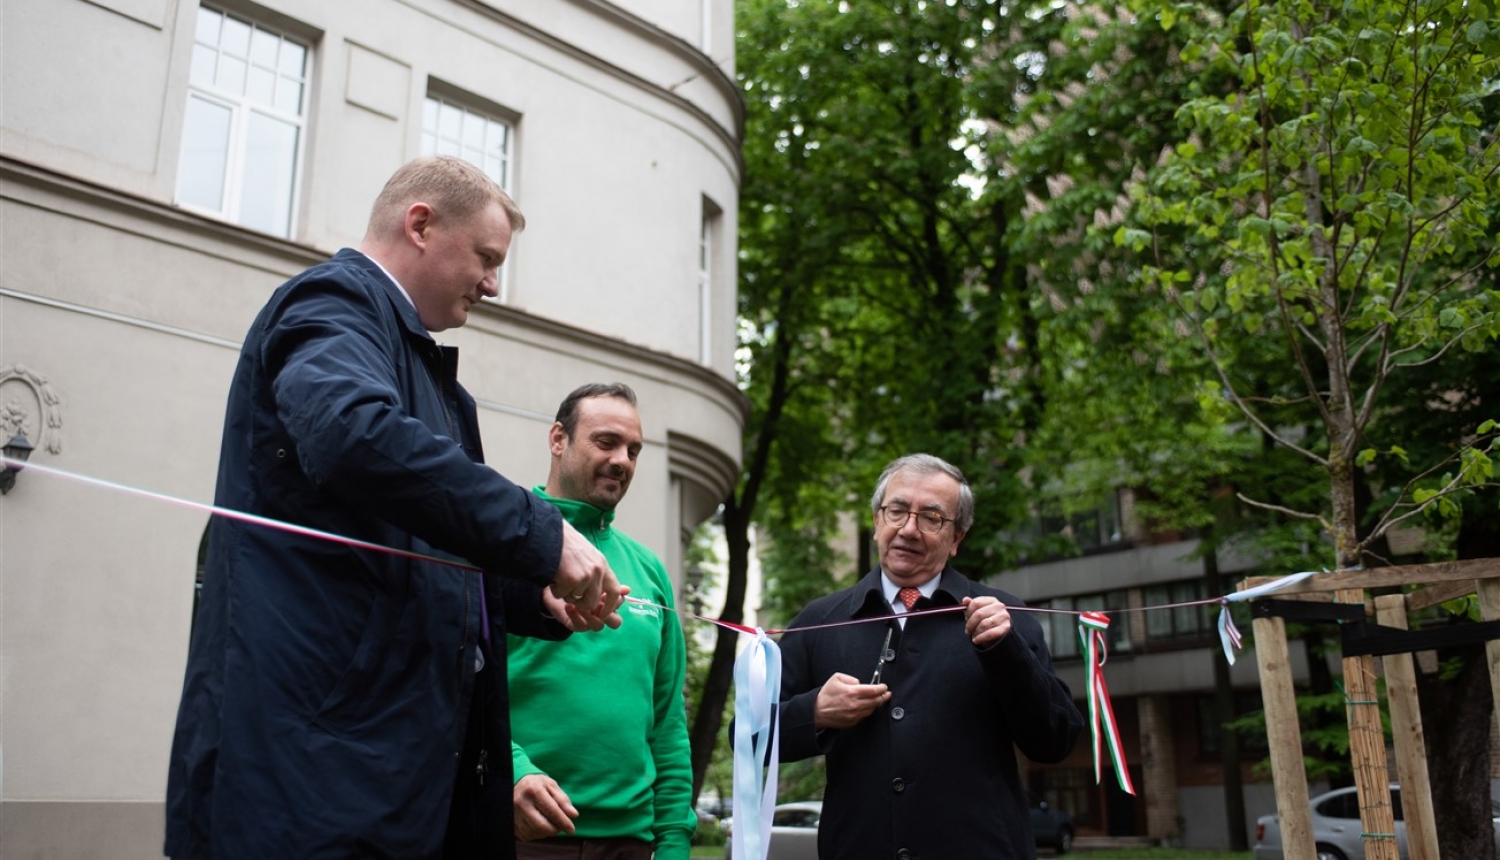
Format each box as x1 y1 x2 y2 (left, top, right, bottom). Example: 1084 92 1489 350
1 429 34 495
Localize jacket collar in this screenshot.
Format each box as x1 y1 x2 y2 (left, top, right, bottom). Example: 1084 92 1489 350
845 565 969 618
336 248 435 345
532 486 615 536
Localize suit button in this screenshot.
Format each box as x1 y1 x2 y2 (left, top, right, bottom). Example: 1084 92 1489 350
892 777 905 792
891 707 905 720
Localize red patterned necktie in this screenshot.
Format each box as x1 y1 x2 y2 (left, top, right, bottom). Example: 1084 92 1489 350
897 587 921 610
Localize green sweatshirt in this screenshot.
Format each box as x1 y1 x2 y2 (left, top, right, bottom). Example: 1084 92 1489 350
509 488 695 858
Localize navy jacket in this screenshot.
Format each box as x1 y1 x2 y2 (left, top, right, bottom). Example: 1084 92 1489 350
165 249 565 859
778 567 1084 860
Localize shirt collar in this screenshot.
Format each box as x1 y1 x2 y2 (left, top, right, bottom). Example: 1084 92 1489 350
880 573 941 611
849 567 959 618
363 253 417 310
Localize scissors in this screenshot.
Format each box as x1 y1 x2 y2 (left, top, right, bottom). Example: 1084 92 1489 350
870 626 895 684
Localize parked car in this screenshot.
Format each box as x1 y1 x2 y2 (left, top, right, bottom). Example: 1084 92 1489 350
695 807 719 832
725 796 1077 857
1253 784 1500 860
1030 798 1076 854
724 800 821 860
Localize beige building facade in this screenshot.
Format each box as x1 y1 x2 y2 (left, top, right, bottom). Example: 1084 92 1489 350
0 1 743 856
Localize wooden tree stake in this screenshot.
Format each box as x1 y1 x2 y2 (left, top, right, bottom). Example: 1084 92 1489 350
1374 593 1438 860
1250 605 1315 860
1336 587 1400 860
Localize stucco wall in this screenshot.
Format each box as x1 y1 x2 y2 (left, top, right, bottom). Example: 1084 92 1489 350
0 0 743 855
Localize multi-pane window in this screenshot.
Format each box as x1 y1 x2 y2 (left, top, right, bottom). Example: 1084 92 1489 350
1040 491 1124 553
177 5 309 238
421 95 513 191
699 201 721 364
1040 590 1131 660
420 93 515 299
1144 580 1216 641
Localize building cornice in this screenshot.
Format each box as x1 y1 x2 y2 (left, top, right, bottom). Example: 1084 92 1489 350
471 299 751 427
0 156 326 275
2 153 751 439
462 0 745 179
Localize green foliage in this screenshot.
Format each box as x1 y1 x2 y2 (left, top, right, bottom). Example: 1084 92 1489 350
726 0 1500 819
1230 683 1394 784
1122 0 1500 566
775 758 828 804
737 0 1039 579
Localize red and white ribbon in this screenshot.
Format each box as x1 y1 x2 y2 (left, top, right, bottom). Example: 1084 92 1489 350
1077 611 1134 795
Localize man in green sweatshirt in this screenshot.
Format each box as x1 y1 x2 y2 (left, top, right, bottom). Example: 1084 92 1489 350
509 382 696 860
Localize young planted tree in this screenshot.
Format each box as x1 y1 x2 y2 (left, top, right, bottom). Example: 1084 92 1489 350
1121 0 1500 855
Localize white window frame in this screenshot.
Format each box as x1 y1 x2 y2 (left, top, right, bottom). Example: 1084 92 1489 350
420 88 518 302
175 4 311 238
699 198 722 365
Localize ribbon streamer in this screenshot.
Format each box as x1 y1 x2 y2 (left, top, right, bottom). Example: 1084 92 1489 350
730 630 781 860
1077 611 1134 795
1216 570 1318 664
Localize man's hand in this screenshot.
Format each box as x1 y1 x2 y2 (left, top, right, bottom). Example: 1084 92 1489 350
513 773 578 841
548 520 627 631
963 596 1012 648
812 672 890 730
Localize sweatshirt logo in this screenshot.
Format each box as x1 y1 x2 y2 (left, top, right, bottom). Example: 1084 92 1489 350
629 602 660 618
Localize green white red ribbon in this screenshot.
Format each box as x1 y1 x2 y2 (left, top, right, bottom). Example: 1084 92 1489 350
1077 611 1135 795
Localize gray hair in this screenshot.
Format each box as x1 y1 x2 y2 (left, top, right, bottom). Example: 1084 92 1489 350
869 453 974 533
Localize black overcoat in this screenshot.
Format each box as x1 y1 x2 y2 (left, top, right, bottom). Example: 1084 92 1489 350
778 566 1084 860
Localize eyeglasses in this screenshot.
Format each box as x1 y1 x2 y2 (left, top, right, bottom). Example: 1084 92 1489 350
878 505 954 534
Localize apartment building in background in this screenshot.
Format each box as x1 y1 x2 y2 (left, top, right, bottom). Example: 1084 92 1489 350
999 489 1500 849
999 490 1285 849
0 1 744 856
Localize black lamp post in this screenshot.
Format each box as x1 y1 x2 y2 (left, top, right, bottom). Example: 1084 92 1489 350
1 429 34 495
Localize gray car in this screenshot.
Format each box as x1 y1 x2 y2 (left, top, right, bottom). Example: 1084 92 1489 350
724 800 821 860
1253 784 1500 860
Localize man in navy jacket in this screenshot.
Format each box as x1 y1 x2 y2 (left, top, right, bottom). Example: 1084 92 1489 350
778 453 1084 860
165 156 625 860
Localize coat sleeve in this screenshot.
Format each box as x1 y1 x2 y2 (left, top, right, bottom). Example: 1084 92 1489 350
775 612 836 763
491 575 571 642
976 603 1084 764
261 269 562 584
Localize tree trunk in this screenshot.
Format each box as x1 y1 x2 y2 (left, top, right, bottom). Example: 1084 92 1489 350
688 496 751 802
1418 643 1496 860
687 295 794 801
1326 364 1399 858
1204 539 1250 850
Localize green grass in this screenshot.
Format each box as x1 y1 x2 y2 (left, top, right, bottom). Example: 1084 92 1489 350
692 845 1255 859
1071 850 1253 859
696 840 1260 852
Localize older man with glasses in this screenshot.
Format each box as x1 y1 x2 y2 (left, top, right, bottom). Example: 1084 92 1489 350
777 453 1084 860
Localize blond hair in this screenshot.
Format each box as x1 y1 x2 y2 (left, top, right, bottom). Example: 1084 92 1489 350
366 155 525 239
